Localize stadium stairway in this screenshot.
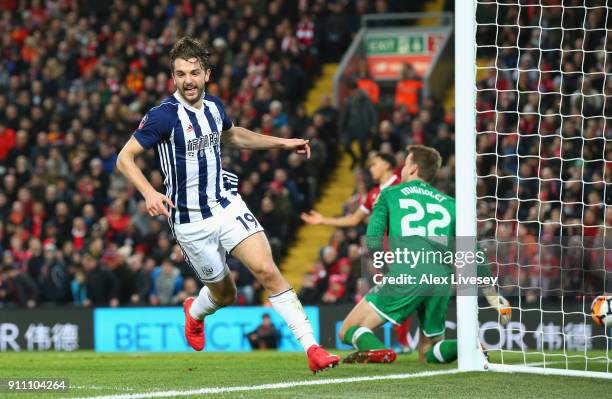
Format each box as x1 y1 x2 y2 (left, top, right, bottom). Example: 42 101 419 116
280 63 357 291
305 64 338 115
279 0 452 291
419 0 455 113
417 0 446 26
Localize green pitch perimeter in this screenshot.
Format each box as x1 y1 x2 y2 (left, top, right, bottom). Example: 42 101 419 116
0 351 610 399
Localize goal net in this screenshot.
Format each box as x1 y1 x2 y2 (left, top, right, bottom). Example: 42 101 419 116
457 0 612 378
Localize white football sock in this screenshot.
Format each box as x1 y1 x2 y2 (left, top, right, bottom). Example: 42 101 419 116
269 288 317 351
189 286 221 320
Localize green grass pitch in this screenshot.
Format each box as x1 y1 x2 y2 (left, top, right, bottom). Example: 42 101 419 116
0 351 610 399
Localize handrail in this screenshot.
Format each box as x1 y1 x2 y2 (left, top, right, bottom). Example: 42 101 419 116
361 11 453 28
332 28 366 107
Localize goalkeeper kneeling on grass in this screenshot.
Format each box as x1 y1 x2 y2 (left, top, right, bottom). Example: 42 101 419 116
338 145 512 365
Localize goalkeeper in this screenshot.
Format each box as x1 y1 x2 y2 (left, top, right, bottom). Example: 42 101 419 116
338 145 511 364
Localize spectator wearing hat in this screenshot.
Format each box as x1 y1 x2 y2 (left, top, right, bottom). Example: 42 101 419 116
247 313 279 350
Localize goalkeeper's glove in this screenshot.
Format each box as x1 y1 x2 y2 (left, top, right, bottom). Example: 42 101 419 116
483 287 512 325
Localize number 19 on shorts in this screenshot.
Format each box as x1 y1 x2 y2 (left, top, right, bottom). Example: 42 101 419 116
236 212 259 231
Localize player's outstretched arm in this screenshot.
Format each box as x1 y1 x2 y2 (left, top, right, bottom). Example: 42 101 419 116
473 243 512 325
117 137 175 218
300 208 368 227
222 126 310 158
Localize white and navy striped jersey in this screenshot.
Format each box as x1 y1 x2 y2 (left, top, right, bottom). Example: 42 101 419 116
133 91 238 224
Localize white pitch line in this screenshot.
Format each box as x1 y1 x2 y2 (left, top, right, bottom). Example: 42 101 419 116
65 369 463 399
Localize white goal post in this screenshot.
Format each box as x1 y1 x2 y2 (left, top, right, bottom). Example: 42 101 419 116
456 0 487 373
456 0 612 379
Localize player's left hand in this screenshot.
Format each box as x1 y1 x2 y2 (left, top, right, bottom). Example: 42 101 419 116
283 139 311 159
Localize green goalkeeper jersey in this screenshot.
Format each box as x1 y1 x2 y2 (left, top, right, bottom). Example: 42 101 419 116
366 179 491 278
366 179 455 255
364 179 491 329
365 179 454 312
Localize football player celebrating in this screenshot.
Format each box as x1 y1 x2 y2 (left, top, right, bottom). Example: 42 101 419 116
117 37 339 373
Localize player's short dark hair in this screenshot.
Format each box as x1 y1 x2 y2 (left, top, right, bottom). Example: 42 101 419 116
406 145 441 182
373 152 397 169
169 37 211 73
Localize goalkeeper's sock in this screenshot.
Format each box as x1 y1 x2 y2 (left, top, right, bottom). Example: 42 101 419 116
425 340 458 364
268 288 317 351
189 286 221 320
343 326 387 351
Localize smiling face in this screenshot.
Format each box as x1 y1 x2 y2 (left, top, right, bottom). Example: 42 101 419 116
172 57 210 107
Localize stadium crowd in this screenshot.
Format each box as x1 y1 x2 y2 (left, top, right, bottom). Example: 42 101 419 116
4 0 605 309
475 2 612 298
0 0 420 308
299 1 612 305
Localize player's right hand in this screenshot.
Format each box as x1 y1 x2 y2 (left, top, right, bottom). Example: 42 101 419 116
497 296 512 325
144 190 175 218
484 287 511 325
489 295 511 326
301 210 323 225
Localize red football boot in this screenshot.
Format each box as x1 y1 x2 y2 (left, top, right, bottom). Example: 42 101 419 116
183 297 204 351
342 349 397 364
307 345 340 373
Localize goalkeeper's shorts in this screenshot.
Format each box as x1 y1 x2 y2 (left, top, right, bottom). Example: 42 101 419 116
364 267 451 337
